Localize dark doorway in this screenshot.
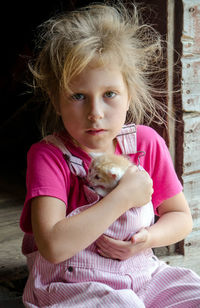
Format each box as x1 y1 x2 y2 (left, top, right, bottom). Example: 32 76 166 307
0 0 167 181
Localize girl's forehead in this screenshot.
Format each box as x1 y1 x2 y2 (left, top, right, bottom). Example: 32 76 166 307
69 64 126 89
70 58 124 81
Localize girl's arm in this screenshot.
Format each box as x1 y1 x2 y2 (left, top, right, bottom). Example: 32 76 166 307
31 167 152 264
96 191 193 260
148 191 193 247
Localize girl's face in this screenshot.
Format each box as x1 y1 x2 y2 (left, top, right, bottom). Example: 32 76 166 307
59 63 130 154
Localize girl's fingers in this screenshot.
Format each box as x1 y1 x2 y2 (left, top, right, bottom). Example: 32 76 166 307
97 247 129 260
96 235 135 260
96 230 149 261
97 249 110 259
96 235 128 252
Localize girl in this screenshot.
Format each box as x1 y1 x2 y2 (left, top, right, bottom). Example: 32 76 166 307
20 3 200 307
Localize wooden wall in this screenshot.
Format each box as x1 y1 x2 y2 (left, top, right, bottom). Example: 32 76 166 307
160 0 200 274
182 0 200 271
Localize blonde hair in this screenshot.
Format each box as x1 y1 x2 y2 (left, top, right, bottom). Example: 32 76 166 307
29 2 166 136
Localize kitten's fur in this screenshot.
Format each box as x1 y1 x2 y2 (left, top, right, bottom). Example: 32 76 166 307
87 153 137 197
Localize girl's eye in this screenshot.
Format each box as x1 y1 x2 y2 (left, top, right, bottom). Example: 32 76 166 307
71 93 85 101
95 175 100 180
104 91 116 99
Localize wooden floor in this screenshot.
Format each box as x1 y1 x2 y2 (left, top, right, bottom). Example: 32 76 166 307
0 171 27 306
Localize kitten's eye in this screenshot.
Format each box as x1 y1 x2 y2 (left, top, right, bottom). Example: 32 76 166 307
104 91 116 99
71 93 85 101
95 175 100 180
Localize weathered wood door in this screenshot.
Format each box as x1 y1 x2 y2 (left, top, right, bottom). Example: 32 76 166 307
144 0 200 274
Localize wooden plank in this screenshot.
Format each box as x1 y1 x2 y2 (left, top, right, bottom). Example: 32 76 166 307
181 2 200 111
182 172 200 263
183 115 200 174
182 83 200 112
182 0 200 55
160 246 200 275
181 0 200 266
182 172 200 204
182 56 200 112
182 57 200 84
185 199 200 231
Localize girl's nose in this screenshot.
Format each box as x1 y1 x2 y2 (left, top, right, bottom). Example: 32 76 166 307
87 98 104 122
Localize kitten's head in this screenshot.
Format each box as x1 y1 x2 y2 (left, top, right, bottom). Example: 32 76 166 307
87 153 131 197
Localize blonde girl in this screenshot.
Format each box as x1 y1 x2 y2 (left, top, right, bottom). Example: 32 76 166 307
20 3 200 307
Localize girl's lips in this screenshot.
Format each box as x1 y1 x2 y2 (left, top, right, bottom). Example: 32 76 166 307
86 129 105 135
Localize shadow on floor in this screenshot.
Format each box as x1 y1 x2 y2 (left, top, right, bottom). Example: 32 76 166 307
0 298 24 308
0 169 27 307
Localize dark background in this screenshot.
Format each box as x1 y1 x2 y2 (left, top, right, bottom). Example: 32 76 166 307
0 0 167 180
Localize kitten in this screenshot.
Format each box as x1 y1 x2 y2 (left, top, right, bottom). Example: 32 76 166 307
87 153 137 197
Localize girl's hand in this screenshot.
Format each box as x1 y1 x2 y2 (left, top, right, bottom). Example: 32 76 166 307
96 229 150 261
116 166 153 209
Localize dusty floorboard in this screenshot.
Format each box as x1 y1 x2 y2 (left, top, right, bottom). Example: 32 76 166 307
0 172 27 306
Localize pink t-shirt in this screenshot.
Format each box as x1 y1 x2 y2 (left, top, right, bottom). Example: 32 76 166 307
20 125 182 234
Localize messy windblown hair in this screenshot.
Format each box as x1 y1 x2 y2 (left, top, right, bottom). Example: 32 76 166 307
29 2 167 136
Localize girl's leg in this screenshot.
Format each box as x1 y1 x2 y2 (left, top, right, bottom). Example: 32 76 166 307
47 281 145 308
140 266 200 308
23 266 146 307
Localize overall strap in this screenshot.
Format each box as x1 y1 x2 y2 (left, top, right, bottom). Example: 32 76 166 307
116 124 145 167
116 124 137 155
43 135 87 178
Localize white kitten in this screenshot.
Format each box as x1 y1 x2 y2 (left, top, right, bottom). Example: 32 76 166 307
87 153 137 197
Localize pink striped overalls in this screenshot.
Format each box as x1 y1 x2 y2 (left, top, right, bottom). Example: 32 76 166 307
22 125 200 307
